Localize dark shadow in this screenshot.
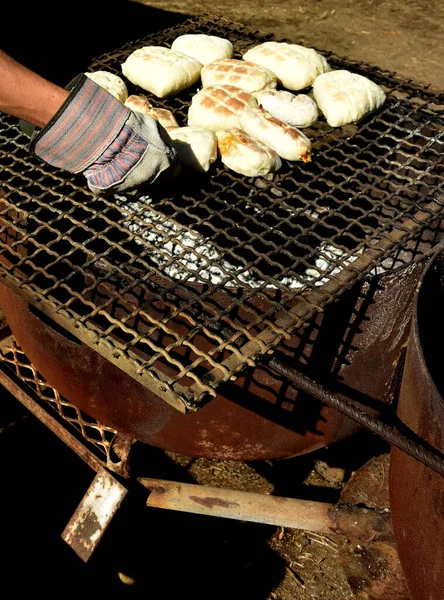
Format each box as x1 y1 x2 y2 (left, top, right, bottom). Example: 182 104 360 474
0 391 286 598
2 1 191 85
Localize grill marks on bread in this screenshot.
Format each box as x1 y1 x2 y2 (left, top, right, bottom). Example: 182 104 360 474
188 85 258 132
124 94 179 130
201 59 277 93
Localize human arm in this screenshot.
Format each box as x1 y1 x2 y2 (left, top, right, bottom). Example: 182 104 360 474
0 50 179 194
0 49 68 128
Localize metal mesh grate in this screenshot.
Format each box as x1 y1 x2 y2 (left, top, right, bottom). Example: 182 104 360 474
0 339 117 468
1 14 444 412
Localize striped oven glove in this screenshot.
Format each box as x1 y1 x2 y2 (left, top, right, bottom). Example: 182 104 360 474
31 73 179 195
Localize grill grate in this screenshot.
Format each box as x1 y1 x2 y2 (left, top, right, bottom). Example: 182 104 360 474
1 14 444 412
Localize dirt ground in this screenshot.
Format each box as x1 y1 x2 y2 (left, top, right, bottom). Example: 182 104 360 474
1 0 443 598
140 0 444 89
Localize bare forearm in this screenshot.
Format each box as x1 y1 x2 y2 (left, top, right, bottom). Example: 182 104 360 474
0 49 69 128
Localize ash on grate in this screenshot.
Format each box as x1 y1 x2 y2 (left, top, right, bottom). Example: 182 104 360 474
117 194 359 290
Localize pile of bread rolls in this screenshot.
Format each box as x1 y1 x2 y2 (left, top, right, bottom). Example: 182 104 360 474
86 33 386 178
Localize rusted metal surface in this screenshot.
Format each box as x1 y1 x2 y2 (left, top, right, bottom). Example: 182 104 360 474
0 239 437 461
390 248 444 600
0 358 106 474
0 259 425 460
337 454 412 599
62 467 128 562
0 15 443 412
142 477 392 541
0 338 126 475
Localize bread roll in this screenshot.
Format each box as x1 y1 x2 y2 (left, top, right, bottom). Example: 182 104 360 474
312 69 386 127
216 128 282 177
124 95 179 130
85 71 128 103
121 46 202 98
147 108 179 130
168 126 218 172
188 85 258 133
124 94 153 114
243 42 330 91
171 34 233 66
239 106 312 162
201 59 277 94
255 90 318 128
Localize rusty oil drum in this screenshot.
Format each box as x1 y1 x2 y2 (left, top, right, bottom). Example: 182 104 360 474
0 246 427 461
390 247 444 600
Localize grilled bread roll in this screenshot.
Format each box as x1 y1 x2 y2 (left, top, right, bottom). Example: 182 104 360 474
201 59 277 94
243 42 330 91
312 69 386 127
188 85 258 133
216 128 282 177
124 95 179 130
255 90 318 128
239 106 312 162
168 126 218 173
124 94 153 114
121 46 202 98
85 71 128 103
146 107 179 131
171 34 234 66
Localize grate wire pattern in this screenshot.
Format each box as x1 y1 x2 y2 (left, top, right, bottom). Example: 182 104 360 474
1 15 444 411
0 339 116 467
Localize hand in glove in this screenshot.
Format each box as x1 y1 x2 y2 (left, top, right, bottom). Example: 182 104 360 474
30 73 179 194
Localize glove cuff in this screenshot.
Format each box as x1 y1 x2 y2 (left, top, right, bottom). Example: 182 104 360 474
31 74 130 173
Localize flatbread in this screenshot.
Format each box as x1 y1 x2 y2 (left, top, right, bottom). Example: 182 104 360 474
312 69 386 127
171 34 233 66
121 46 202 98
243 42 330 91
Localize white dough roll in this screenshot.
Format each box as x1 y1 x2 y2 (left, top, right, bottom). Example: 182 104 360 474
216 128 282 177
188 85 258 133
239 106 312 162
85 71 128 103
243 41 330 91
255 90 318 128
201 59 277 94
168 126 218 173
121 46 202 98
171 34 234 65
312 70 386 127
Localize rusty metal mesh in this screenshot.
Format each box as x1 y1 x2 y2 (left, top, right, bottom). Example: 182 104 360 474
1 14 444 412
0 337 117 469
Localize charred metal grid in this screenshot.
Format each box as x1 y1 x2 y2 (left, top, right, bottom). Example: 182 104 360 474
1 15 444 412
